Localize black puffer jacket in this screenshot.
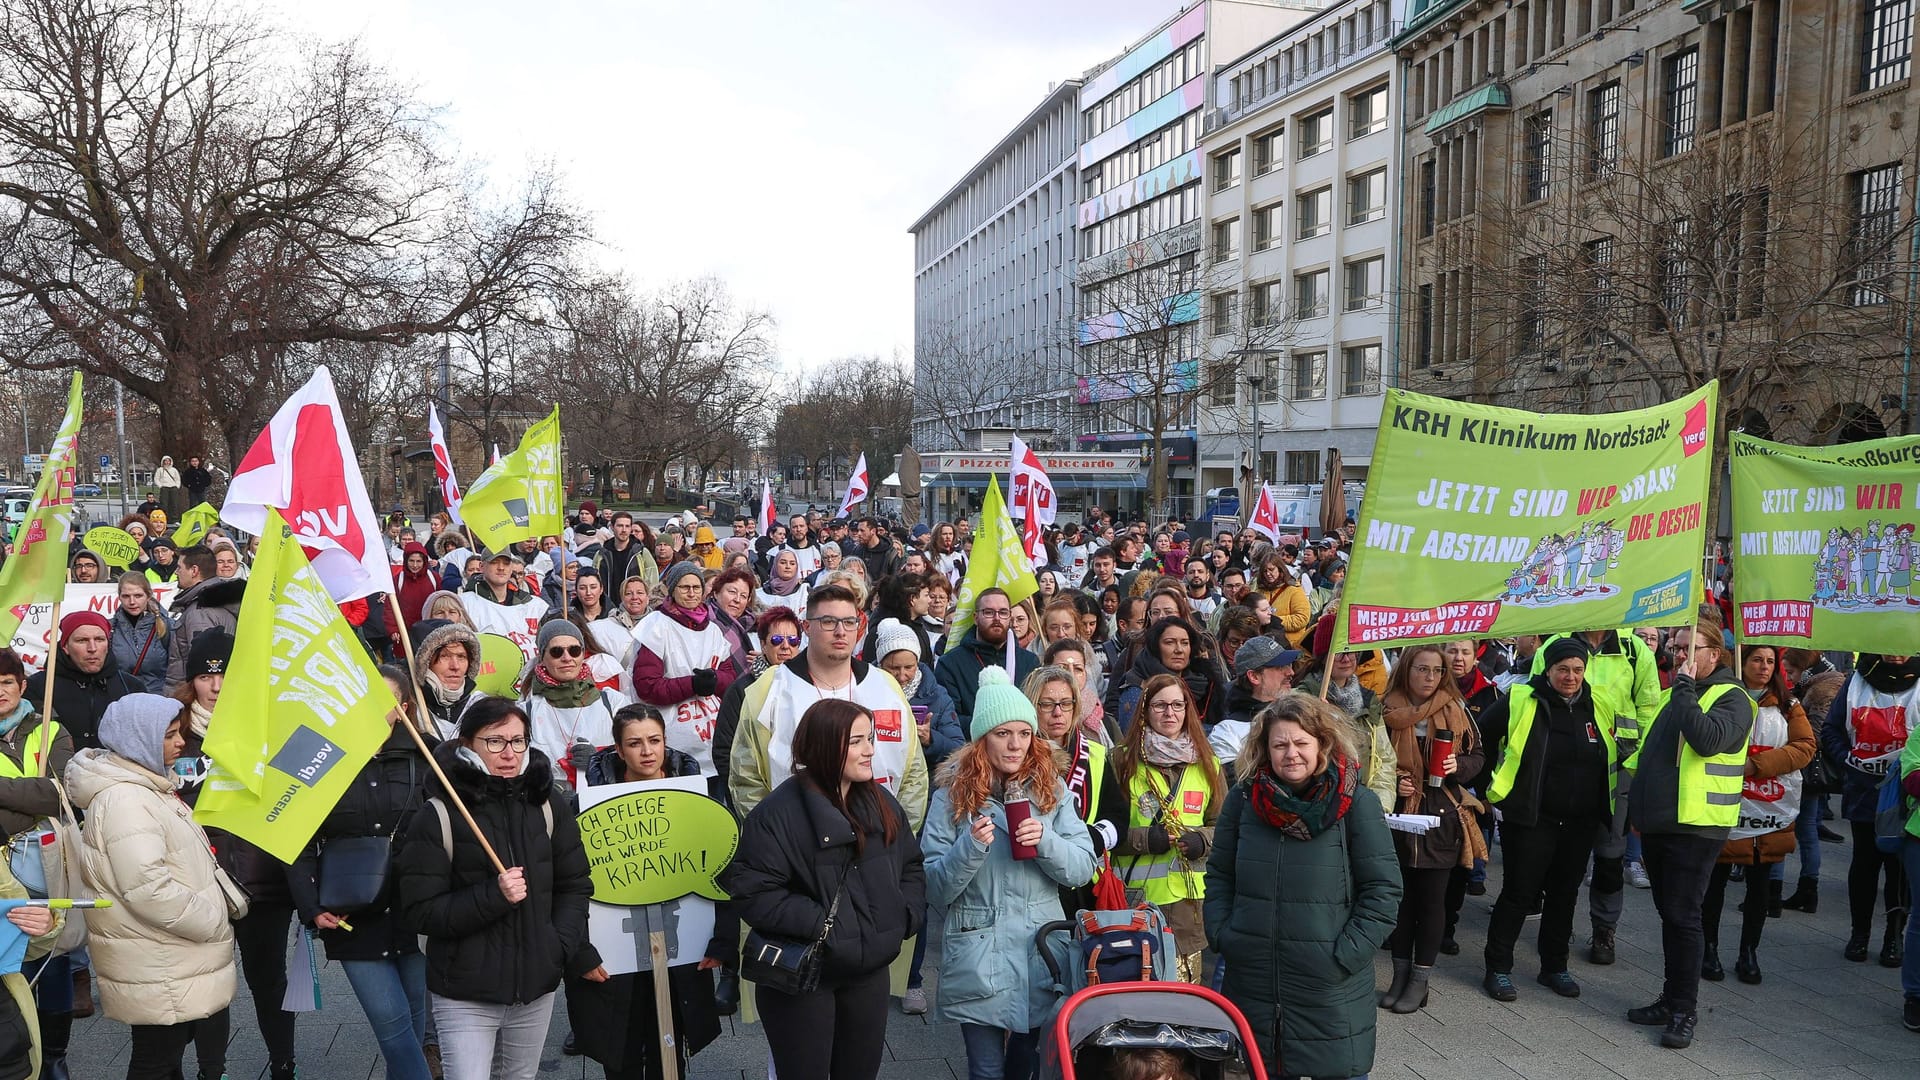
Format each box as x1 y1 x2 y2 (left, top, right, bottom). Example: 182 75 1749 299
398 741 600 1004
288 725 430 961
722 773 925 986
25 651 142 749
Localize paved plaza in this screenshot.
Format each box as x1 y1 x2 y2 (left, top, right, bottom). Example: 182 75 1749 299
65 844 1915 1079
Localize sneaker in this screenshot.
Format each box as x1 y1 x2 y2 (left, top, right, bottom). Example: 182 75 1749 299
1536 971 1581 998
1483 970 1518 1002
903 987 929 1015
1660 1011 1698 1049
1628 999 1673 1027
1626 861 1651 889
1904 997 1920 1032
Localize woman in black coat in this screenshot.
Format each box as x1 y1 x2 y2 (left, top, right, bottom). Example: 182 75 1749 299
397 697 601 1080
566 705 725 1080
287 667 433 1080
721 699 925 1080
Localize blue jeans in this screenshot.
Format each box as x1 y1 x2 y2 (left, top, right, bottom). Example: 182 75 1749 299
341 954 432 1080
907 919 929 989
960 1023 1038 1080
1625 830 1643 865
1902 839 1920 1000
1791 795 1823 880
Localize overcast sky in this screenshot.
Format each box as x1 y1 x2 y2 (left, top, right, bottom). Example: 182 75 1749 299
276 0 1182 374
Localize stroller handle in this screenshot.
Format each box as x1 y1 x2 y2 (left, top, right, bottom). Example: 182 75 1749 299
1035 919 1073 988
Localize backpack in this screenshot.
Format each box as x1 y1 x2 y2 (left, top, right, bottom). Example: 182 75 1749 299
1038 902 1179 999
425 797 552 863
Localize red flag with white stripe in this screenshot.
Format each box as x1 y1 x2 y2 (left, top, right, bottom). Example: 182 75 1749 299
1249 482 1283 545
835 453 869 519
1008 436 1055 563
222 367 388 602
427 403 464 525
759 480 777 535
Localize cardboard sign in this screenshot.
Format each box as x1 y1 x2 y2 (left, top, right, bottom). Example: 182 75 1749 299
83 527 143 569
472 632 527 697
576 784 737 906
579 776 732 976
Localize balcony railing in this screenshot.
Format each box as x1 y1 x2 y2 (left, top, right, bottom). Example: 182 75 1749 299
1205 20 1402 134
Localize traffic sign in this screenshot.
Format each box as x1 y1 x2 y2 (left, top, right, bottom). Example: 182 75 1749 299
99 454 111 468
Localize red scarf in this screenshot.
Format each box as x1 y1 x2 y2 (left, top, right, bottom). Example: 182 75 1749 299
1249 753 1357 841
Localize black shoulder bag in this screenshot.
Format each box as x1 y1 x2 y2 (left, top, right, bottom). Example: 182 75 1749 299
740 858 855 996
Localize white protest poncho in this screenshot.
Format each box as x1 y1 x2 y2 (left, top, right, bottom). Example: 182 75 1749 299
1730 697 1801 841
587 616 638 672
523 685 631 786
459 591 550 667
632 609 732 776
749 659 915 799
1842 676 1920 774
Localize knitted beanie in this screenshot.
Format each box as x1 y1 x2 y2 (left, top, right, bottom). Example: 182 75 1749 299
1540 635 1591 671
872 618 921 663
664 561 705 593
536 619 584 658
970 666 1037 741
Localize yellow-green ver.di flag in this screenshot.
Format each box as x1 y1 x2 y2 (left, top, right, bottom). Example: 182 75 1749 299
945 476 1038 649
0 372 83 645
459 406 563 552
193 509 399 863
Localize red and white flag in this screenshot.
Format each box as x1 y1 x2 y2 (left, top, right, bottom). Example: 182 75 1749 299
222 366 389 602
759 479 777 535
427 403 464 525
1008 437 1055 563
1248 483 1283 545
835 453 869 519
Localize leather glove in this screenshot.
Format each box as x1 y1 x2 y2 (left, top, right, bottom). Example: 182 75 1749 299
690 668 718 697
569 738 594 774
1146 825 1172 855
1176 830 1208 860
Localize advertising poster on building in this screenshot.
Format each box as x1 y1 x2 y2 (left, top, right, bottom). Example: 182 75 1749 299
1728 432 1920 652
1334 383 1717 650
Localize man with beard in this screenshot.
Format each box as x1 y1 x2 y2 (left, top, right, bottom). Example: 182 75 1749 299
1183 556 1222 619
933 587 1039 726
781 513 823 577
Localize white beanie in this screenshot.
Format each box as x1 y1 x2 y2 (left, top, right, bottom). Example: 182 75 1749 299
873 617 921 663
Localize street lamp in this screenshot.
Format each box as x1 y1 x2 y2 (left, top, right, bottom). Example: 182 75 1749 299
1247 373 1266 487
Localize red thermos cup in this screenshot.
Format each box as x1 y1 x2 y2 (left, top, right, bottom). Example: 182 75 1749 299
1427 733 1454 788
1004 779 1038 860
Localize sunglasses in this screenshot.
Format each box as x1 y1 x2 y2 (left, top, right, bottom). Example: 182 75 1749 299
766 634 803 647
546 644 585 659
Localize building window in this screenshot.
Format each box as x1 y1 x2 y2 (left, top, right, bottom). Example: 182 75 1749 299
1345 256 1385 310
1299 108 1333 158
1588 81 1621 178
1213 147 1243 191
1205 361 1238 406
1522 112 1552 202
1284 450 1321 484
1519 254 1547 351
1657 217 1694 328
1297 186 1332 239
1252 354 1282 403
1254 203 1284 251
1419 159 1436 236
1851 163 1904 305
1349 84 1389 139
1290 351 1327 400
1582 236 1615 341
1209 291 1238 336
1212 217 1242 259
1295 269 1331 319
1341 344 1382 396
1864 0 1914 90
1347 168 1388 224
1250 279 1283 327
1416 283 1435 367
1663 47 1700 157
1254 127 1285 174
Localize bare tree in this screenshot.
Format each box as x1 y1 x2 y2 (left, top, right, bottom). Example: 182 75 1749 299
0 0 587 464
910 324 1030 448
1450 107 1914 525
774 356 914 500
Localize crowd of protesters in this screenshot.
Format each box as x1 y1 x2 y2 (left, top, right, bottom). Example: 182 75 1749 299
0 495 1915 1080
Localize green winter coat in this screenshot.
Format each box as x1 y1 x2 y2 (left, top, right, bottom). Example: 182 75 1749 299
1203 779 1401 1079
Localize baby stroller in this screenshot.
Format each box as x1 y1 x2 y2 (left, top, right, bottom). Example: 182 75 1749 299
1039 982 1268 1080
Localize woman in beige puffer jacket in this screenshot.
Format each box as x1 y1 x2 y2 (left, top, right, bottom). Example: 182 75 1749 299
66 693 242 1079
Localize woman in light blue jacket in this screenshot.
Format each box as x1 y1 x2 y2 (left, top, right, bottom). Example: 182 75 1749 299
924 667 1095 1080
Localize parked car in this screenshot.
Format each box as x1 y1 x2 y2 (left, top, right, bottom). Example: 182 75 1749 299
73 483 101 497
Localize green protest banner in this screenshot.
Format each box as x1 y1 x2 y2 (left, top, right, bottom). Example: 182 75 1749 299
82 527 142 569
1728 432 1920 651
1335 383 1718 651
576 786 738 905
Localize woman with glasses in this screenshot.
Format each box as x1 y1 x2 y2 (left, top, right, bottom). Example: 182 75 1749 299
1026 665 1126 915
1113 673 1229 982
399 697 601 1080
1377 643 1484 1014
632 562 738 781
521 619 631 790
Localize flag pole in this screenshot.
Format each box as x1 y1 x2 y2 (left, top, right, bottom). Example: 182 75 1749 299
36 603 60 776
389 597 509 876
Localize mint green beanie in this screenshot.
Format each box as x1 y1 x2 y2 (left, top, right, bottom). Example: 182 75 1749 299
969 666 1038 741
